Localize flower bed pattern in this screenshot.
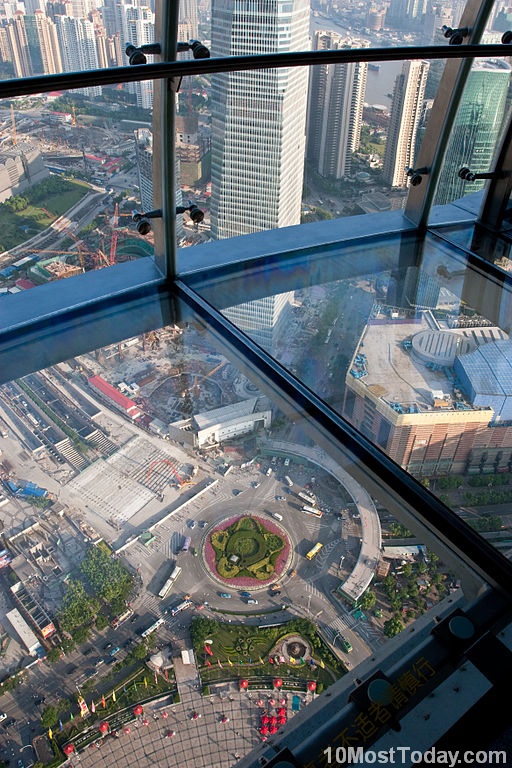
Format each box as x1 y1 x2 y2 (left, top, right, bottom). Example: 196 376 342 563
205 515 290 587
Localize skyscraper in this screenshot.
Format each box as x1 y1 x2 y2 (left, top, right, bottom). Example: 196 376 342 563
121 5 155 110
34 10 62 75
210 0 310 240
307 31 368 180
434 59 511 205
382 59 429 189
56 15 101 97
210 0 309 352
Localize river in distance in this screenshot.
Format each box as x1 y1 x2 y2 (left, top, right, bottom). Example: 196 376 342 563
310 15 403 109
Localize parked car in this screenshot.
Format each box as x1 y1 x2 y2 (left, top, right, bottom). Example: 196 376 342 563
104 641 113 650
239 591 251 598
109 646 120 656
0 712 6 721
189 520 197 529
199 520 207 528
247 599 258 605
219 592 232 599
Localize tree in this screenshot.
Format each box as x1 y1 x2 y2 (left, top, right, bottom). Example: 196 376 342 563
58 579 98 631
358 590 376 610
46 647 61 663
41 705 58 729
383 616 405 638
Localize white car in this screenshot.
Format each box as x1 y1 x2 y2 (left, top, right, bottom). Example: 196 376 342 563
0 712 7 721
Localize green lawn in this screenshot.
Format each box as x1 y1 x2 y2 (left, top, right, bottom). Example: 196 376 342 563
0 179 89 253
191 616 346 690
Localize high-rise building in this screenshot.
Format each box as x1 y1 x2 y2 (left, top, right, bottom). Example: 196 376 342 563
382 59 430 188
210 0 309 351
4 12 33 78
33 10 62 74
179 0 199 47
210 0 310 240
434 59 511 206
307 31 368 180
121 5 155 110
56 15 101 97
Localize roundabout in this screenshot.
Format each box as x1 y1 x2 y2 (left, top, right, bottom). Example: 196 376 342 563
204 514 291 588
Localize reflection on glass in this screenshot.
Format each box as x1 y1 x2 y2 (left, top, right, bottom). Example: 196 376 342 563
0 87 154 294
0 294 481 764
433 59 511 207
197 231 512 555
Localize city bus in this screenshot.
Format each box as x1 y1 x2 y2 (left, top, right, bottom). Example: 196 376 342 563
182 536 191 552
306 542 323 560
158 565 182 599
298 491 316 506
141 617 165 638
284 476 293 487
170 598 192 617
111 608 133 628
302 505 323 518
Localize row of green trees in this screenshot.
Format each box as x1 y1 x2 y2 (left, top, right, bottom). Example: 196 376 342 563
58 544 133 637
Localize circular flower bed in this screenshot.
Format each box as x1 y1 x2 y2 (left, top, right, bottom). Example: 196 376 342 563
205 515 290 587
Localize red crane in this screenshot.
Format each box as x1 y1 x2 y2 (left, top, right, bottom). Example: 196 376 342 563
109 203 119 265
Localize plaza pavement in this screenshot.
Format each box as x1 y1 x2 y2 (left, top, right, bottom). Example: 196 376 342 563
68 683 304 768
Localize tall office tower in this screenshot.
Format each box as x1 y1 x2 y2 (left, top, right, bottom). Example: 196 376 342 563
179 0 198 40
24 0 46 13
121 5 155 109
34 10 62 73
45 2 73 22
434 59 511 206
382 59 429 189
210 0 310 240
4 12 33 77
24 14 44 74
307 31 368 180
56 16 101 97
210 0 309 352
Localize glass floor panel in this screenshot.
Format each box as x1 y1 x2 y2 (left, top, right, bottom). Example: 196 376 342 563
0 285 490 767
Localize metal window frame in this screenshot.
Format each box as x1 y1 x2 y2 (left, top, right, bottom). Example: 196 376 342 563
1 0 512 600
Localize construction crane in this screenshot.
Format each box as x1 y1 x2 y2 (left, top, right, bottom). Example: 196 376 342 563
109 202 119 265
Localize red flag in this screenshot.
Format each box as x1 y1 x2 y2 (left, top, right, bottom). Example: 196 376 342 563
91 700 96 714
204 644 213 656
269 657 274 664
101 694 106 708
206 659 212 667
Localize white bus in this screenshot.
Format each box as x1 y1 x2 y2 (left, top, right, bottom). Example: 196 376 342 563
298 491 316 506
302 505 323 519
170 598 192 617
141 617 165 638
158 565 182 599
284 476 293 487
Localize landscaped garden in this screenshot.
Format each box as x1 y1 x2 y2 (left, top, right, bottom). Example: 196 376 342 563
191 616 347 692
206 515 289 585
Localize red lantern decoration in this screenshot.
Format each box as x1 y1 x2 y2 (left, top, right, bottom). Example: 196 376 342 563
273 678 283 688
269 724 278 734
277 715 287 725
239 679 249 689
63 744 75 755
261 714 270 725
98 721 109 734
124 727 131 735
133 704 143 716
270 715 277 726
142 718 149 726
277 707 286 716
307 681 317 692
161 711 168 719
256 698 264 707
259 725 269 735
